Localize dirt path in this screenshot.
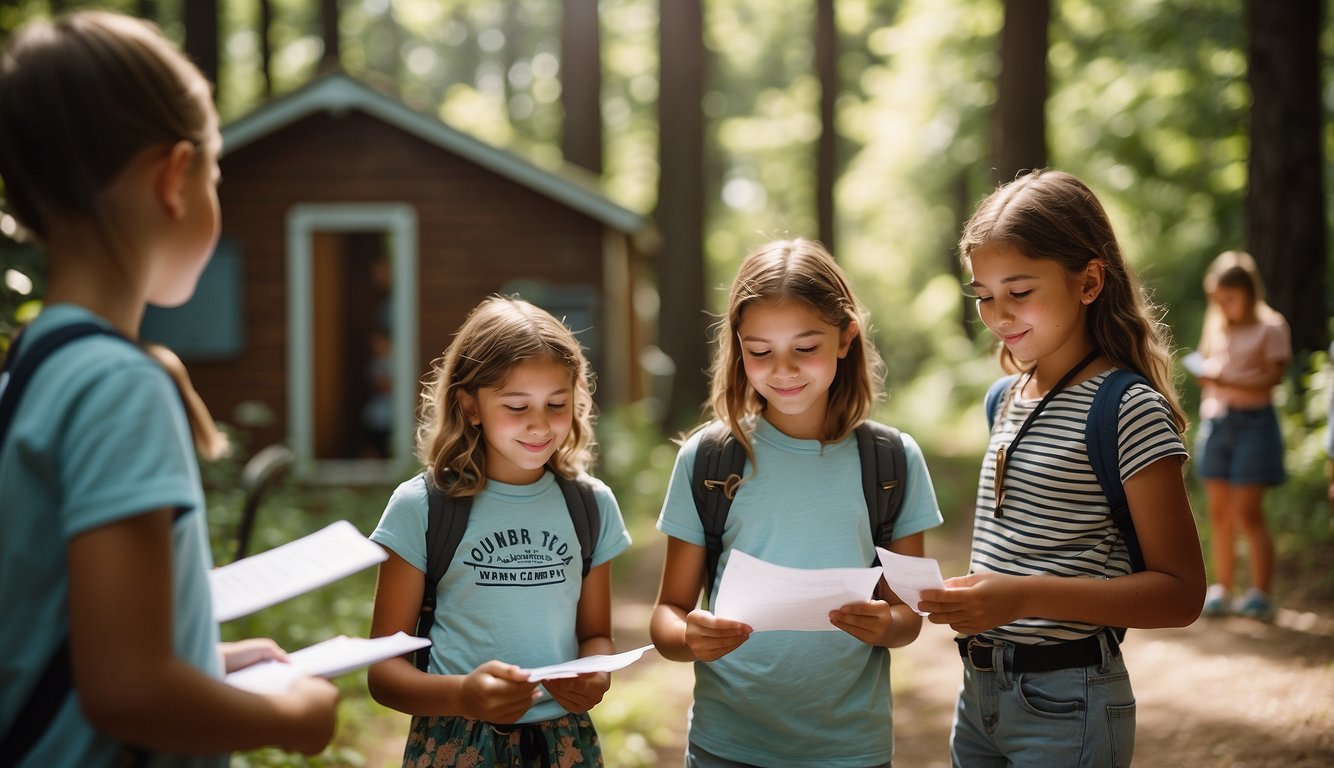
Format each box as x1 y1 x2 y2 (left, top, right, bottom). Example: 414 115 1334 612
608 530 1334 768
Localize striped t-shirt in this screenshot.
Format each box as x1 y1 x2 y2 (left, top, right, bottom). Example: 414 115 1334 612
971 369 1187 645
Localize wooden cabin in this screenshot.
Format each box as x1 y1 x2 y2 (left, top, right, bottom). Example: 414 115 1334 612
142 72 655 482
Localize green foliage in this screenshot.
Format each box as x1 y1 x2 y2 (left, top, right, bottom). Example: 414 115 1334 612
1188 348 1334 600
594 402 679 543
0 236 44 352
1049 0 1248 351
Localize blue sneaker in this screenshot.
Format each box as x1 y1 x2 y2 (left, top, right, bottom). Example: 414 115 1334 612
1201 584 1231 618
1235 589 1275 622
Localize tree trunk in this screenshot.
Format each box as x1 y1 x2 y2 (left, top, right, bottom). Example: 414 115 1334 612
259 0 273 97
135 0 157 19
816 0 837 255
992 0 1048 184
561 0 603 174
319 0 340 73
1246 0 1327 355
184 0 219 90
657 0 710 430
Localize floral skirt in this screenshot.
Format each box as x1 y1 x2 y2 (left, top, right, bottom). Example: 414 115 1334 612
402 713 604 768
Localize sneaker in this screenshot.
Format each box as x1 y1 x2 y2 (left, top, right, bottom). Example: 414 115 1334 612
1201 584 1231 618
1235 589 1276 622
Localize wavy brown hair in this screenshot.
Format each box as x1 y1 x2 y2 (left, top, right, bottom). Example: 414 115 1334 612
416 296 596 496
706 238 885 464
959 169 1186 432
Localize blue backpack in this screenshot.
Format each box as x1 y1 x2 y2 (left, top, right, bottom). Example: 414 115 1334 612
984 369 1149 573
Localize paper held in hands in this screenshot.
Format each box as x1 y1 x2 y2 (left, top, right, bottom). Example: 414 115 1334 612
226 632 430 694
523 645 657 682
1181 351 1207 378
712 550 885 632
209 520 387 623
874 547 946 617
711 549 947 630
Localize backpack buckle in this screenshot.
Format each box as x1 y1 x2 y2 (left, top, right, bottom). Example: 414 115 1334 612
880 480 899 491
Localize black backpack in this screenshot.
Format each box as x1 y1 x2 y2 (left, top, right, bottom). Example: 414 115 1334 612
0 322 138 767
412 471 600 671
984 369 1150 573
690 420 907 610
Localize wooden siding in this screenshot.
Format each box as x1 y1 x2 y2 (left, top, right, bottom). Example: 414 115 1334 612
198 109 610 451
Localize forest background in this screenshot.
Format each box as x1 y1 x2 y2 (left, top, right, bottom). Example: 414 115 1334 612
0 1 1331 766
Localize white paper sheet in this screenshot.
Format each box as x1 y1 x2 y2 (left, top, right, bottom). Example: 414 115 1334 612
1182 351 1206 377
712 550 885 632
874 547 945 616
225 632 430 694
523 645 656 682
209 520 387 622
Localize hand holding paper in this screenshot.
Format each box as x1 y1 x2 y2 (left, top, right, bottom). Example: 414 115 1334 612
225 632 430 694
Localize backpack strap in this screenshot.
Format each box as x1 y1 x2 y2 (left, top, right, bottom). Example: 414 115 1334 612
0 322 128 766
855 422 907 557
552 473 600 579
416 471 473 672
1086 369 1150 574
414 471 600 673
691 421 746 611
0 322 123 444
985 374 1020 432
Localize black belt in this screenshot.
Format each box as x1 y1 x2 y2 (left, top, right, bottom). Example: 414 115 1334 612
955 630 1119 674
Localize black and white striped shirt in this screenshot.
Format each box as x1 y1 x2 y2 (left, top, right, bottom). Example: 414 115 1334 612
971 370 1187 645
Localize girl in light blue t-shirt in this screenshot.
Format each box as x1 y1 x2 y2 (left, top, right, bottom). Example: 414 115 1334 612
368 296 630 767
0 11 337 767
651 239 944 768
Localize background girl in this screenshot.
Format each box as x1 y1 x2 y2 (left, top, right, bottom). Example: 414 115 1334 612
0 11 338 766
922 169 1205 766
650 238 944 768
367 296 631 767
1192 250 1291 620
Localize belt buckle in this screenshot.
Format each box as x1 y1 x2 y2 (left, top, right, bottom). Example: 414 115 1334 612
966 637 995 672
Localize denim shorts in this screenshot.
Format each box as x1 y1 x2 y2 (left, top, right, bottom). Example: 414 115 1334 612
1195 406 1286 486
950 632 1135 768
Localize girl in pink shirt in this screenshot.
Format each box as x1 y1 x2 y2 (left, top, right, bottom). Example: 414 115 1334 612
1192 251 1291 621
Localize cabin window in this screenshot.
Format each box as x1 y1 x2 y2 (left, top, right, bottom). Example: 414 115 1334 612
141 235 244 359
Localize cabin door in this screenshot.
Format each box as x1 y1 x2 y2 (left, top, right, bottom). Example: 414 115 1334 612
287 204 418 481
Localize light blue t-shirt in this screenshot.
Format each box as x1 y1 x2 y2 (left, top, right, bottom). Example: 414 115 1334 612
657 417 943 767
0 305 224 768
371 470 631 724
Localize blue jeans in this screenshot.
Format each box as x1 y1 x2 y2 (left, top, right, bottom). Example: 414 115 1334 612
950 633 1135 768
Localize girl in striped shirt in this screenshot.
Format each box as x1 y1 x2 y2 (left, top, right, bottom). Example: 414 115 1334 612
920 170 1205 768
